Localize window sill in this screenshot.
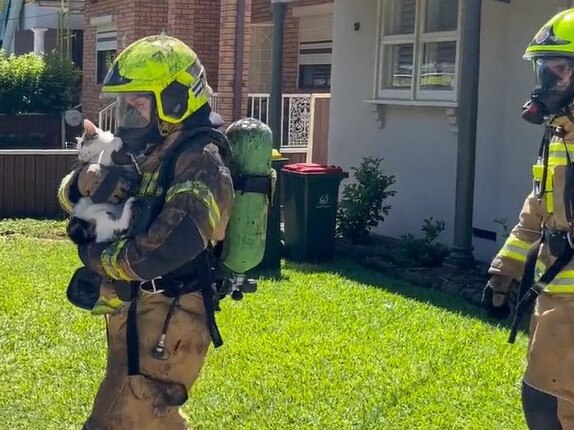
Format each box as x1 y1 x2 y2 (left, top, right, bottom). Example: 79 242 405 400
364 98 458 108
365 99 459 132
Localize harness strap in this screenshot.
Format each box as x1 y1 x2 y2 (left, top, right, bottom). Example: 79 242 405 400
127 296 140 376
158 130 227 348
508 235 574 343
535 126 551 202
125 128 229 375
234 175 273 197
126 252 223 376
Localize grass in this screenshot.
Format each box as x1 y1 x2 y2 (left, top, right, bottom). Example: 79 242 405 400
0 219 529 430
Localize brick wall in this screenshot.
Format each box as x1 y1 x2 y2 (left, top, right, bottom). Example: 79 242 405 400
82 0 169 122
82 0 330 125
82 0 121 123
251 0 331 94
83 0 222 124
217 0 252 124
168 0 221 93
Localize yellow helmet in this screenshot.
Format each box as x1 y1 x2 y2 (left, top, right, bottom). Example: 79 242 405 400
101 34 210 125
524 9 574 60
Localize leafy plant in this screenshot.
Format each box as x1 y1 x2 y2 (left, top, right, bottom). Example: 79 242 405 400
336 156 396 243
0 50 81 115
395 217 450 267
493 217 511 240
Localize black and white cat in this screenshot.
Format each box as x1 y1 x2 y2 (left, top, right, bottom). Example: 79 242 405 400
66 119 138 244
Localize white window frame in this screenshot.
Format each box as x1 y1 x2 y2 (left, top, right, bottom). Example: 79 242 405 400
374 0 461 104
95 23 117 85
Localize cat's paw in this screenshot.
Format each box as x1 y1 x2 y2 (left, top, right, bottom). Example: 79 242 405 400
123 197 138 223
125 196 136 210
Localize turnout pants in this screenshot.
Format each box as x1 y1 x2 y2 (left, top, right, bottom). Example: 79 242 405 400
523 292 574 429
83 291 211 430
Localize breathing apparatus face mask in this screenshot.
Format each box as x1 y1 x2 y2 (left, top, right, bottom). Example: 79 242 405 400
522 57 574 124
113 93 163 153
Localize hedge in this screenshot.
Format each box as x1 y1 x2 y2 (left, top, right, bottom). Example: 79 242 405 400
0 51 81 115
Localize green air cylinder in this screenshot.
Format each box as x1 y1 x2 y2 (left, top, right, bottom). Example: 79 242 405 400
220 118 274 274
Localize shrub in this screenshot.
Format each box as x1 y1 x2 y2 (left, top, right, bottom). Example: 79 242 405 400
395 217 450 267
336 156 396 243
0 50 81 115
493 217 511 241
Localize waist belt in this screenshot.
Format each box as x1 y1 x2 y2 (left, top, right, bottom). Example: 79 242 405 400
139 277 201 297
126 262 223 376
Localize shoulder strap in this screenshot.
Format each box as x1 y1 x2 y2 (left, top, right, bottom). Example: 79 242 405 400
159 127 231 196
508 235 574 343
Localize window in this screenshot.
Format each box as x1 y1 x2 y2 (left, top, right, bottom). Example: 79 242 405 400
248 24 273 93
298 13 333 90
377 0 460 102
96 25 117 85
299 64 331 89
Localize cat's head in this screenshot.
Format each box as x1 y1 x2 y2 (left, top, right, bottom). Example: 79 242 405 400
76 119 115 163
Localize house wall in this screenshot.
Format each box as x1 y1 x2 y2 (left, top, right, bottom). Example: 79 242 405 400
251 0 331 94
14 28 57 54
82 0 124 123
329 0 572 262
83 0 221 122
82 0 334 124
14 28 83 68
82 0 232 123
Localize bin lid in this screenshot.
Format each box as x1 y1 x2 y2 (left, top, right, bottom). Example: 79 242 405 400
282 162 345 175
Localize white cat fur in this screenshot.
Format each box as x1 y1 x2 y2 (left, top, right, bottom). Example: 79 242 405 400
72 123 136 243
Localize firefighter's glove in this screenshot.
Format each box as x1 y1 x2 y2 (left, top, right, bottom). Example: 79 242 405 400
77 241 108 277
481 274 515 320
77 164 140 205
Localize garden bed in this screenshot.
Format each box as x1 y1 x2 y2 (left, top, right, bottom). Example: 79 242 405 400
335 235 490 308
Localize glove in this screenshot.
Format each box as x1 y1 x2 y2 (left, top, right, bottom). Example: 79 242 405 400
481 274 516 320
66 266 134 315
77 240 111 277
77 163 140 205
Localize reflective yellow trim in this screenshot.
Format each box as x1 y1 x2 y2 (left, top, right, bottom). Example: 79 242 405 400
549 156 568 166
100 239 131 281
136 171 161 197
536 260 547 271
498 249 527 263
532 164 553 190
166 180 221 228
549 142 574 166
545 285 574 294
506 236 532 250
91 296 127 315
547 191 554 213
543 271 574 294
549 142 574 152
57 171 75 214
553 270 574 279
498 236 536 263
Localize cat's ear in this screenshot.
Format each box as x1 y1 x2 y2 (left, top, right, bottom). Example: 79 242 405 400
84 119 98 138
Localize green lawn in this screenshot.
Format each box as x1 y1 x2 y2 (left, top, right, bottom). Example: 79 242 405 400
0 220 529 429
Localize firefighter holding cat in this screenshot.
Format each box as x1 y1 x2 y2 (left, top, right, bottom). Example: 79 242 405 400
482 9 574 430
57 35 235 430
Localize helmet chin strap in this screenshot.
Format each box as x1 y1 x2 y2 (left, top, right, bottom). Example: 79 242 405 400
158 119 183 137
